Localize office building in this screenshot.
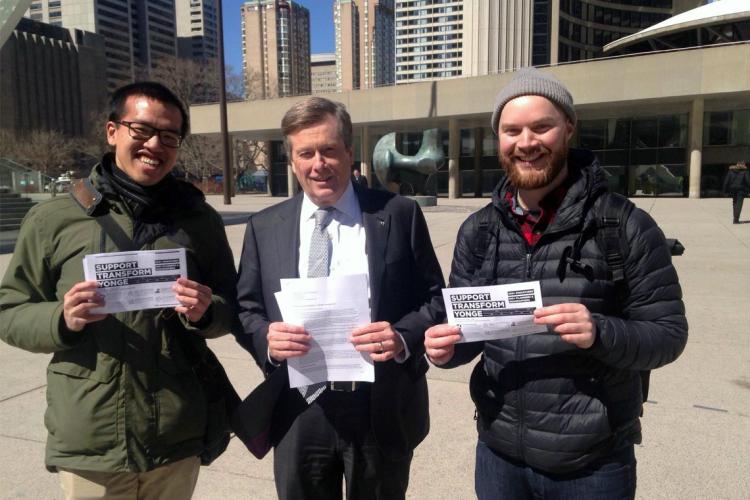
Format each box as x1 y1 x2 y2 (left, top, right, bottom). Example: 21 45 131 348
311 53 337 94
241 0 311 99
131 0 178 73
25 0 177 90
399 1 704 83
335 0 394 91
534 0 703 65
463 0 533 75
176 0 219 60
0 17 107 136
395 0 463 84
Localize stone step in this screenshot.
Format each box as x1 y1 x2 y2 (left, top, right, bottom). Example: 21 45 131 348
0 205 33 216
0 219 23 231
0 192 21 199
0 198 34 206
0 197 33 204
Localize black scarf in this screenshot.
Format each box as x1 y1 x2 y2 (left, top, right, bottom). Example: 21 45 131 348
98 154 196 249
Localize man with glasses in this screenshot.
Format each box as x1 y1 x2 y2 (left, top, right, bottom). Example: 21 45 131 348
0 81 237 499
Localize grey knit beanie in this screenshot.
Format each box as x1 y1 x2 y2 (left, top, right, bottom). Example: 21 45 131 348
490 67 576 134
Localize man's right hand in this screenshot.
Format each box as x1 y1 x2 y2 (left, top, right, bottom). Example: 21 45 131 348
424 324 462 366
63 281 107 332
267 322 311 362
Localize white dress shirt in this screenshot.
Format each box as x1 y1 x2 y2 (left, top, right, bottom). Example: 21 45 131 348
299 183 369 281
298 183 410 362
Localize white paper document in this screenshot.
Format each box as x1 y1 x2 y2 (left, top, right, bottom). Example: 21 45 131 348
275 274 373 389
82 248 187 314
442 281 547 342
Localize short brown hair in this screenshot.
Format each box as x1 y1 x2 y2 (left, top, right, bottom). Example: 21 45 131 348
281 97 353 157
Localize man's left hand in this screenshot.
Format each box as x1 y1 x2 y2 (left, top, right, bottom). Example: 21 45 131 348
173 277 212 323
350 321 405 362
533 303 597 349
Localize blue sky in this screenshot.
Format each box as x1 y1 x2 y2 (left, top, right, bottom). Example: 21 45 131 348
222 0 336 75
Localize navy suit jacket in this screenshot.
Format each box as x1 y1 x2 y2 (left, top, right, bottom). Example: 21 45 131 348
235 185 445 459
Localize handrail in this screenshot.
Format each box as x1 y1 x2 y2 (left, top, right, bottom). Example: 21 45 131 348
0 158 55 181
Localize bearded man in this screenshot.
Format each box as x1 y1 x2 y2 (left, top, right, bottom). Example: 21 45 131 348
424 68 687 499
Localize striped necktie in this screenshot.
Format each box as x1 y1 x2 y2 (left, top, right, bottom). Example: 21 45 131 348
300 207 334 403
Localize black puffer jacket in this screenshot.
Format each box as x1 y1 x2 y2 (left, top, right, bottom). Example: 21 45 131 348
723 169 750 195
443 150 687 474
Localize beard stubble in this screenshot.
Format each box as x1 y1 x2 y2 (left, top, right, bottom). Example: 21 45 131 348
500 142 569 190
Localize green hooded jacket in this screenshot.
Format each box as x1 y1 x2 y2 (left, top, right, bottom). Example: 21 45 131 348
0 158 237 472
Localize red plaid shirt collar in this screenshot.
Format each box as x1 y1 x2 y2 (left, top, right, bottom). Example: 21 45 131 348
503 183 569 246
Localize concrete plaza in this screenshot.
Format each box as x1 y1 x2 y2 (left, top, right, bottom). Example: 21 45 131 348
0 193 748 499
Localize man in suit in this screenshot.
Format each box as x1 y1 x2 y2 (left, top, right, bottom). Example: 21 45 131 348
235 96 445 500
351 168 369 188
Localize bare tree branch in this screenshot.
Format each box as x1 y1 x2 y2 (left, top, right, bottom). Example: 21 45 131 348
17 130 76 178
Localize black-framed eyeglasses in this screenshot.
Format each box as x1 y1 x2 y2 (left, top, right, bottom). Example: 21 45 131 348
116 121 183 148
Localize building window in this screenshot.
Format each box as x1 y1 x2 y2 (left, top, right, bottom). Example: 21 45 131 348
705 110 750 146
576 115 688 197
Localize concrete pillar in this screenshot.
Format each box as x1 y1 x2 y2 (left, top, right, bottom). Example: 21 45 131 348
287 162 298 196
448 119 460 199
263 140 272 195
688 98 704 199
360 126 372 181
473 127 483 197
550 0 560 65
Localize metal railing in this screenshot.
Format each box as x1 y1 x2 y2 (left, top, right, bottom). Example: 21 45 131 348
0 158 54 194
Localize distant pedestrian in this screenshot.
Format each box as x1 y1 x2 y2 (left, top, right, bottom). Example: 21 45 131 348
722 161 750 224
352 167 369 188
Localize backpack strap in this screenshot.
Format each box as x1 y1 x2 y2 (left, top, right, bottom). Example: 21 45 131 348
594 192 634 292
467 206 498 280
70 179 137 252
472 209 491 273
593 193 652 405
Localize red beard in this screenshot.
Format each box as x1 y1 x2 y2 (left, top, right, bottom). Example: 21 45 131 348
500 142 568 190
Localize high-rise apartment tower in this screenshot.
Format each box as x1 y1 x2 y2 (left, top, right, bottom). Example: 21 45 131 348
176 0 219 60
395 0 463 84
241 0 311 99
334 0 394 91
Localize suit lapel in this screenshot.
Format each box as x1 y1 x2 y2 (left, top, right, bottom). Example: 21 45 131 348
359 189 389 321
274 194 303 280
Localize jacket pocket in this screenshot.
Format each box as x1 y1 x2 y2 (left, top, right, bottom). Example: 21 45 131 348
469 357 504 422
153 352 207 454
45 351 120 454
